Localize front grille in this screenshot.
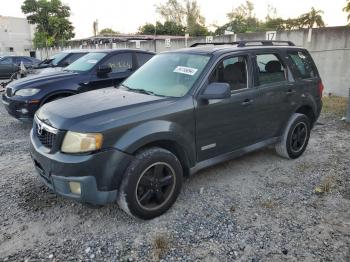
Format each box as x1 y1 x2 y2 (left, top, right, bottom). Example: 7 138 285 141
37 129 56 148
34 116 58 150
6 87 12 97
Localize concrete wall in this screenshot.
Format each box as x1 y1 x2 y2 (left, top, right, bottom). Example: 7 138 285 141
38 26 350 97
0 16 34 56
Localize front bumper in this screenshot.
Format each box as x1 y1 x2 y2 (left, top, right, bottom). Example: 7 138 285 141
30 128 133 205
2 93 39 121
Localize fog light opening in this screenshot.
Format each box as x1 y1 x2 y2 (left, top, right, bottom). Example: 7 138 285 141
16 108 29 114
69 181 81 195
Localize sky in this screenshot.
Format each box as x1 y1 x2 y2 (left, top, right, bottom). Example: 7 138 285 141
0 0 349 39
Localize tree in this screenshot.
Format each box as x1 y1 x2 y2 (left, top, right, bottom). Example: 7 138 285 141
156 0 209 36
99 28 119 35
185 0 208 36
214 1 260 34
344 0 350 24
21 0 75 48
156 0 185 25
138 21 185 35
227 0 255 21
298 7 325 28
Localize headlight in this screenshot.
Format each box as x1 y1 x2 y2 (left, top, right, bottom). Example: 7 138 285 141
15 88 40 96
61 131 103 153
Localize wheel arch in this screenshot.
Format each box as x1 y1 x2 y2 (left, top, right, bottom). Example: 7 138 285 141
114 120 196 176
40 90 77 105
295 104 316 126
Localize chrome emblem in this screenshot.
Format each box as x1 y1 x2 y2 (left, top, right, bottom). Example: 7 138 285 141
37 122 43 135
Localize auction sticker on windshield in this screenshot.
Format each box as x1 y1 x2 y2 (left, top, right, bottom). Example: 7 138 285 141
87 59 98 64
174 66 198 76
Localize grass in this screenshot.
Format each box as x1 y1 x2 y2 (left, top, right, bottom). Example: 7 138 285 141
315 175 335 195
261 199 276 209
322 96 349 117
152 234 170 261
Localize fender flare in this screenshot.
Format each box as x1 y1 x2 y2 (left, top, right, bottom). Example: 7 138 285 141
114 120 196 167
40 90 77 105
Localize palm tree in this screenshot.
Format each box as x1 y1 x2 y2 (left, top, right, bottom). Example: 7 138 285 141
344 0 350 24
298 7 325 28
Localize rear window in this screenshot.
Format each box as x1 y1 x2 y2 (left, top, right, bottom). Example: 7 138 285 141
288 51 317 79
136 53 153 67
256 53 287 85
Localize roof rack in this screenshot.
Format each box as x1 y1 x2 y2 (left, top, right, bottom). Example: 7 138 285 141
190 40 295 48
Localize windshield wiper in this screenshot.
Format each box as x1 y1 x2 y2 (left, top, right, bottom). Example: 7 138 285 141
119 84 166 97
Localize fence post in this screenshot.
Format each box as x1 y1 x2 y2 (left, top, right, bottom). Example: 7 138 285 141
346 88 350 123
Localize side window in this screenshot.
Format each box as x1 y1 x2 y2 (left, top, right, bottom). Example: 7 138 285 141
0 57 13 64
288 51 317 79
209 55 248 92
256 54 287 85
60 53 85 66
21 57 33 66
136 53 153 67
101 53 132 73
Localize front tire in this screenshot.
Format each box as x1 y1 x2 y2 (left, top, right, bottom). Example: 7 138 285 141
275 113 311 159
117 147 183 219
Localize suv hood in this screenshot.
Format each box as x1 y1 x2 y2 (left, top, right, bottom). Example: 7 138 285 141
8 70 78 91
37 87 169 131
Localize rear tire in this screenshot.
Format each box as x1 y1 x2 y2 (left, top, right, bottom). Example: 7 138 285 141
275 113 310 159
117 147 183 220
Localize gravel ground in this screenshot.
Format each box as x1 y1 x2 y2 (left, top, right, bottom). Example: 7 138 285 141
0 101 349 261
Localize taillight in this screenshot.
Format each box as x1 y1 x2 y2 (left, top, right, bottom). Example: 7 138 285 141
318 81 324 98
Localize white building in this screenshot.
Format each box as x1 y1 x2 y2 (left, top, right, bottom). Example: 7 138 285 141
0 15 35 56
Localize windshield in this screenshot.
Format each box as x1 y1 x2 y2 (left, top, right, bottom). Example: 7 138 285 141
123 53 210 97
48 53 68 66
64 52 107 72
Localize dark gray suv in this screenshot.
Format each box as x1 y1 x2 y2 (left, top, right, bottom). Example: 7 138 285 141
30 41 323 219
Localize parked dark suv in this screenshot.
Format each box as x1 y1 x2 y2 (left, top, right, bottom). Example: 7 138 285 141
0 56 41 78
2 49 154 121
30 41 323 219
35 50 88 70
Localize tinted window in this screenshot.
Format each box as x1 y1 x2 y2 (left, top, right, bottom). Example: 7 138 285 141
0 57 13 64
123 53 210 97
60 53 86 66
288 51 317 79
101 53 132 73
209 56 248 92
50 52 69 66
256 54 286 85
136 53 153 67
20 57 33 66
65 52 107 72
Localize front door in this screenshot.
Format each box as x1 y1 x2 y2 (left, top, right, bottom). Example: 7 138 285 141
195 54 259 161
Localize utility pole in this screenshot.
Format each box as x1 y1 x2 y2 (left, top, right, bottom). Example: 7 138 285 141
154 20 157 53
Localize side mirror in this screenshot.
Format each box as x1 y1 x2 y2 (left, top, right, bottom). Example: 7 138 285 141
97 65 112 76
199 82 231 100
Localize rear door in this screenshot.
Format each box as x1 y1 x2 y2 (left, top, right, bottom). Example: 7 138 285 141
250 51 296 140
88 52 134 90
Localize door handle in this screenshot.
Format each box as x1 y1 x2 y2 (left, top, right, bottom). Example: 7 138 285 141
241 99 253 106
